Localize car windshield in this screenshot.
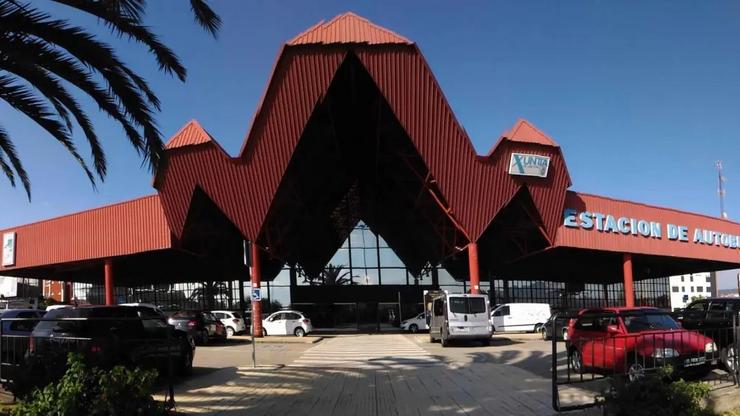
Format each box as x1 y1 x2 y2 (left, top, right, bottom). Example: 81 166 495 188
622 312 680 333
449 297 486 314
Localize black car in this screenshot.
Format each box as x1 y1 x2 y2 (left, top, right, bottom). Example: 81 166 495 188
167 311 227 345
26 306 194 387
540 312 576 341
675 297 740 371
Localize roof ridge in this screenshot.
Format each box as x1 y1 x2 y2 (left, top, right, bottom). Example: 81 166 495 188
165 119 214 149
287 12 412 45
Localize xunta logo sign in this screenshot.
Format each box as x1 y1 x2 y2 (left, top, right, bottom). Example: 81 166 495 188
508 153 550 178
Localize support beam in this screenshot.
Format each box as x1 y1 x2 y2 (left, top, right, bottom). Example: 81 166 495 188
468 242 480 294
622 253 635 307
250 243 263 337
104 258 115 306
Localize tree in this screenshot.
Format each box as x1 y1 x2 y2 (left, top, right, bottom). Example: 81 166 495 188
300 264 356 286
0 0 221 199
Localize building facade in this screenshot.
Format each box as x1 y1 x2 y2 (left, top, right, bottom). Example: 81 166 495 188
669 272 717 310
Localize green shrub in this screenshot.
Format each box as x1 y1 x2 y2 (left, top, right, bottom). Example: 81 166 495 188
600 368 711 416
13 353 166 416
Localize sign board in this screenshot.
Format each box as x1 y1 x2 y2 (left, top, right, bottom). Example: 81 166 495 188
2 232 16 267
251 288 262 302
508 153 550 178
564 208 740 251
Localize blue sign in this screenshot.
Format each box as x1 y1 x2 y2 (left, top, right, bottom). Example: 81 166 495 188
508 153 550 178
251 288 262 301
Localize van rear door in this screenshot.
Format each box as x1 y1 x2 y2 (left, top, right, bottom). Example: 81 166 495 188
447 296 488 332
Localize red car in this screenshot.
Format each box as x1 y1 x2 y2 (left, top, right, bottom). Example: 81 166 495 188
567 307 716 381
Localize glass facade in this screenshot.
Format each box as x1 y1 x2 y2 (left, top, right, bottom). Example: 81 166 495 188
68 222 671 329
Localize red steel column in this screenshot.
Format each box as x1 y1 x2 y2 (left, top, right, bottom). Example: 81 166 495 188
622 253 634 307
251 243 263 337
468 242 480 294
104 258 115 306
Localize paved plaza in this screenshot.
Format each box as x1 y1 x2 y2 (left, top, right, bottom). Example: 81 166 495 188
162 333 600 416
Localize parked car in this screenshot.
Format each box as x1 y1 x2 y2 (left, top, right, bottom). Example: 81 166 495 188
0 309 45 372
675 297 740 371
567 307 716 382
211 310 247 337
20 306 195 395
168 311 226 344
490 303 551 333
121 303 165 316
540 312 577 341
261 310 312 337
400 312 428 333
426 291 492 346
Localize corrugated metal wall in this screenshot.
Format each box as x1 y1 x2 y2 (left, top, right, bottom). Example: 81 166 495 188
0 195 172 271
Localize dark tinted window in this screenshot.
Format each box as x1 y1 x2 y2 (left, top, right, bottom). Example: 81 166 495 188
433 299 444 316
449 297 486 314
284 313 300 320
232 312 242 318
575 312 601 331
688 301 708 311
622 312 680 333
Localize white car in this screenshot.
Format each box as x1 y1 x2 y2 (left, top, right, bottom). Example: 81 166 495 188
261 310 312 337
212 310 247 337
400 313 428 333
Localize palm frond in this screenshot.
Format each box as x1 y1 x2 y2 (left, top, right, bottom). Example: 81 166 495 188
0 33 146 154
0 60 107 178
0 75 96 187
0 125 30 199
189 0 221 37
51 0 187 82
0 5 164 172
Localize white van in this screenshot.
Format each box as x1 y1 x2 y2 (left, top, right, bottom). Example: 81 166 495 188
425 291 491 346
490 303 551 333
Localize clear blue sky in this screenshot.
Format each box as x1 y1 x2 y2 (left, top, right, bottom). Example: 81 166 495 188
2 1 740 287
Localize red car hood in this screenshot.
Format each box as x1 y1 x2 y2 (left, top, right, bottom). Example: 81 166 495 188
633 329 712 354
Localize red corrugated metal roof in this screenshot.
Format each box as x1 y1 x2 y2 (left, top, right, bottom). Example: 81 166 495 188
0 195 172 272
506 119 559 147
288 12 412 45
556 191 740 263
165 120 213 149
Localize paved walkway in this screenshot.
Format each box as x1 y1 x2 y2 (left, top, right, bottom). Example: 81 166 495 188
288 333 439 368
162 334 598 415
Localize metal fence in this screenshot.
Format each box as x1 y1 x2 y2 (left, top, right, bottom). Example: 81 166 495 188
0 316 184 410
551 312 739 412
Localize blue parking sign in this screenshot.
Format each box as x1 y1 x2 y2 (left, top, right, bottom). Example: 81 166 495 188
251 288 262 301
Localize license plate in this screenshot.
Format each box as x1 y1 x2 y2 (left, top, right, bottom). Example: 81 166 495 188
683 357 706 367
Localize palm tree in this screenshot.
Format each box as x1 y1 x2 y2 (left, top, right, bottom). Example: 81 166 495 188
0 0 221 199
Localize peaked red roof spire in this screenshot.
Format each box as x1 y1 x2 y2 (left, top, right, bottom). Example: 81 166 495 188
287 12 412 46
505 119 559 147
165 120 214 149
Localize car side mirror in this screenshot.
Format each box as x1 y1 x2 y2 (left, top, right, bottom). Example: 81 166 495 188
606 324 620 334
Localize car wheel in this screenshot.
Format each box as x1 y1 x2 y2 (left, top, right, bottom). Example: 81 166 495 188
227 327 235 338
409 324 419 333
569 349 583 374
722 346 737 373
627 360 646 383
539 326 548 341
294 327 306 337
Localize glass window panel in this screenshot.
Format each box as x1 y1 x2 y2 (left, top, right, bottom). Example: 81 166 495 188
437 268 458 285
351 248 378 269
378 234 389 248
273 268 291 285
379 248 405 268
328 248 350 268
380 268 407 285
350 225 376 248
354 268 379 285
268 286 290 309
